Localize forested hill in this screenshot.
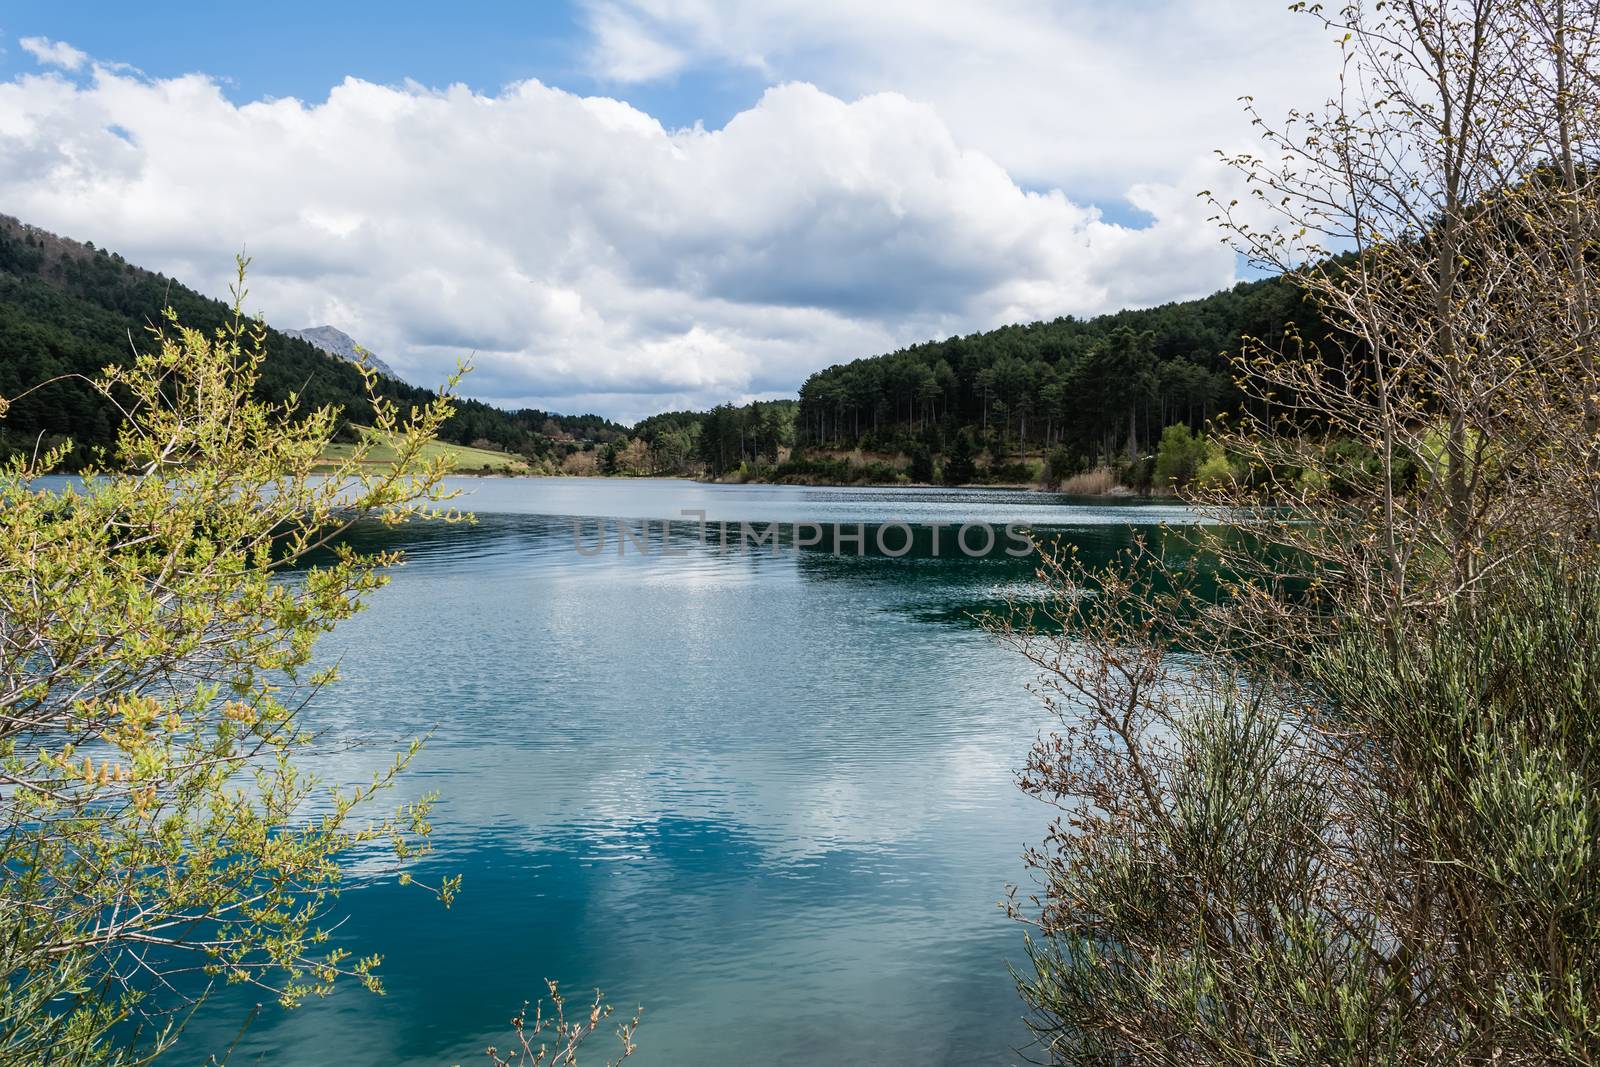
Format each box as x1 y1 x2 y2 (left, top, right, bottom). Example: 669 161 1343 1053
1 212 1319 485
0 216 627 467
603 275 1329 486
616 273 1323 485
793 273 1319 468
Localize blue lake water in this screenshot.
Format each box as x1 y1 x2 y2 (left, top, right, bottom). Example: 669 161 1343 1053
169 478 1191 1065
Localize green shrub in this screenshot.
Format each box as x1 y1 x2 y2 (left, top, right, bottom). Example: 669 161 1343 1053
1153 423 1209 490
1043 446 1080 488
0 270 463 1062
1116 453 1155 493
986 460 1036 483
1193 443 1233 486
943 431 978 485
993 552 1600 1064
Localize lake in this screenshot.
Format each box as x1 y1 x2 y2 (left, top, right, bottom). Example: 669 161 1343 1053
172 477 1192 1065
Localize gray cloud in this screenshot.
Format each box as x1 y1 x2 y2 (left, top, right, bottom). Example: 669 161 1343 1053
579 0 1338 200
0 43 1250 419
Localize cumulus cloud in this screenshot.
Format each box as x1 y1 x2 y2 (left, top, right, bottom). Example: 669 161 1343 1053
18 36 89 72
579 0 1338 201
0 45 1250 420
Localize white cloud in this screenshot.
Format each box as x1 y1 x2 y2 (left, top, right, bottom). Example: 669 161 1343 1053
579 0 1339 201
0 41 1264 420
18 36 88 72
585 2 694 82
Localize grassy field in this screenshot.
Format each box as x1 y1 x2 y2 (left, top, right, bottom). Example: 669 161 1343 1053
319 430 531 474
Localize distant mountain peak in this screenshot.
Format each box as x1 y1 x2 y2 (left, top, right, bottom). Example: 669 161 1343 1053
282 325 397 379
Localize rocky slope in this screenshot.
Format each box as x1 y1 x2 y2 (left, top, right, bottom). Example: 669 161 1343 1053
282 325 397 378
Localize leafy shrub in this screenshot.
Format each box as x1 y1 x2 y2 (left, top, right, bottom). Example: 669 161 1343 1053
1153 423 1208 489
1043 446 1080 488
1192 444 1233 487
1116 453 1155 493
943 431 979 485
991 551 1600 1065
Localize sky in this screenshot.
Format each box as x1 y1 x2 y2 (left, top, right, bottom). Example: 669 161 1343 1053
0 2 1337 422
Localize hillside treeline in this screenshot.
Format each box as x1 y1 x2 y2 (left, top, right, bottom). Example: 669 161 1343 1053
596 274 1326 486
795 274 1321 469
1 213 1331 488
0 217 627 468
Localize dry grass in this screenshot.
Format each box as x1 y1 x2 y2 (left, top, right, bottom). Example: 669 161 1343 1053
1058 466 1121 495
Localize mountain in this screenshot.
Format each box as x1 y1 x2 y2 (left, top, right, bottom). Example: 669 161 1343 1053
282 325 397 379
0 215 627 469
0 211 1320 485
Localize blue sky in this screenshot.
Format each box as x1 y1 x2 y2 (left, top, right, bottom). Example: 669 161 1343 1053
0 2 1327 419
0 1 764 133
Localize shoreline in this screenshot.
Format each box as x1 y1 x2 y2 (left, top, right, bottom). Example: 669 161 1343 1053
425 468 1153 499
311 458 1153 499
